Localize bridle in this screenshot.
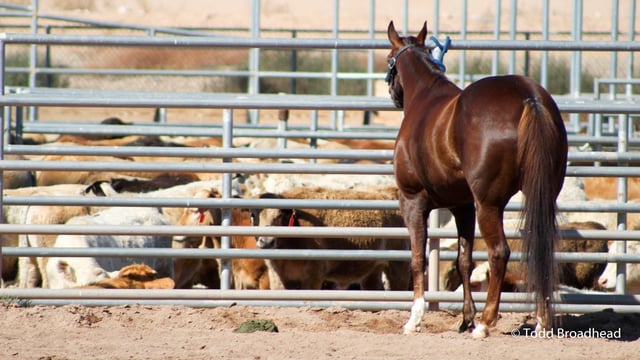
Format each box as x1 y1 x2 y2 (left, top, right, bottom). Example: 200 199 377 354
385 35 452 85
385 44 415 85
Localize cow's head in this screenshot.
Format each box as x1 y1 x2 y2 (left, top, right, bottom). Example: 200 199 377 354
253 193 297 249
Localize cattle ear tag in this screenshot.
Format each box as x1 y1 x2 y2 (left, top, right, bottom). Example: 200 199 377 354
288 210 296 227
198 209 206 224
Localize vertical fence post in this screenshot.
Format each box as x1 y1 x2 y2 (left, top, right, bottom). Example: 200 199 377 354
248 0 260 125
330 0 339 129
0 38 5 283
277 96 289 149
569 0 583 133
44 25 51 88
363 0 375 125
626 0 636 97
491 0 501 76
458 0 467 87
289 30 297 95
219 108 234 290
616 113 628 294
427 210 441 311
28 0 38 121
432 0 439 36
508 0 517 74
523 32 530 77
610 0 619 98
540 0 550 89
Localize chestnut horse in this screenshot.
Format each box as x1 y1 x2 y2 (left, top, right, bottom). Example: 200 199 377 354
386 21 568 338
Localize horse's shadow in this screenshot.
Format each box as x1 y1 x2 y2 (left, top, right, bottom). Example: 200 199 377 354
507 308 640 341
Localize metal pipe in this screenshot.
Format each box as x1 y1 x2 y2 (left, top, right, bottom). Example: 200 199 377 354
540 0 550 88
0 223 639 241
4 159 640 178
5 33 640 51
626 0 637 97
458 0 467 87
219 108 234 290
0 38 4 283
27 0 38 121
0 288 637 307
491 0 501 76
610 0 619 97
4 90 640 113
508 0 517 74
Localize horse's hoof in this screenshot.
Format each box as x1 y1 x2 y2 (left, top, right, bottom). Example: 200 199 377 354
471 323 489 339
403 324 421 335
535 316 550 333
534 322 550 334
457 319 474 333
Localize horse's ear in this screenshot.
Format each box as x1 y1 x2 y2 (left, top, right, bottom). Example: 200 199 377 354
387 21 403 49
416 21 428 46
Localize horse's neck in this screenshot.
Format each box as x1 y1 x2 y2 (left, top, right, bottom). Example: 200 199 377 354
400 57 460 106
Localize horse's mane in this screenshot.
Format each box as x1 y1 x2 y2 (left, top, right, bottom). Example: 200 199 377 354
402 35 448 78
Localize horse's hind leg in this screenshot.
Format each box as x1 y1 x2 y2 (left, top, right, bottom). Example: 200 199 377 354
472 204 510 339
450 204 477 333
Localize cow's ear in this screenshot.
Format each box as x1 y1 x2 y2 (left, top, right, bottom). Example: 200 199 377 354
57 260 74 279
210 208 222 225
250 209 260 226
281 209 296 226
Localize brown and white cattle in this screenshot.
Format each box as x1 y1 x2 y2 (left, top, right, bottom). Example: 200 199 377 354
76 263 175 289
253 186 410 291
598 240 640 294
3 184 98 288
441 221 609 292
45 206 174 289
175 192 268 290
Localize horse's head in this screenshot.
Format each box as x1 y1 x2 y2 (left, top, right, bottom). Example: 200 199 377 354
386 21 445 108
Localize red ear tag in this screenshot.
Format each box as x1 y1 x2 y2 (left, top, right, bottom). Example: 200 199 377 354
288 211 296 227
198 210 206 224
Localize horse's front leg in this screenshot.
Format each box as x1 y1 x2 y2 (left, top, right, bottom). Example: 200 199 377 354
473 204 510 339
399 195 429 334
450 204 477 333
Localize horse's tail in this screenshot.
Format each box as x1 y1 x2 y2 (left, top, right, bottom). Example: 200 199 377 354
517 97 567 324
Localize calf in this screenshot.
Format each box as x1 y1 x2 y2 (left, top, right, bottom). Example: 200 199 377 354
45 207 174 289
253 186 410 290
86 173 199 195
77 263 175 289
442 221 609 292
176 197 269 290
598 240 640 293
3 184 97 288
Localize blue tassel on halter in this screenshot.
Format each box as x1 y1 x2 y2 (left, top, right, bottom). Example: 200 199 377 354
429 35 451 72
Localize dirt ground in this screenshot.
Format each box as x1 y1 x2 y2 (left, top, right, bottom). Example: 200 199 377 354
2 303 640 359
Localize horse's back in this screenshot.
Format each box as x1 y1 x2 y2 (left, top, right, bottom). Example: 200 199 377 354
459 75 558 123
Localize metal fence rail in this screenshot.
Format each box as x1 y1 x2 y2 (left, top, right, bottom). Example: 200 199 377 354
1 288 639 313
2 88 640 113
1 28 640 314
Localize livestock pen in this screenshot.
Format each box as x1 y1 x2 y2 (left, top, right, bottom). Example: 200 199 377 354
2 1 640 317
